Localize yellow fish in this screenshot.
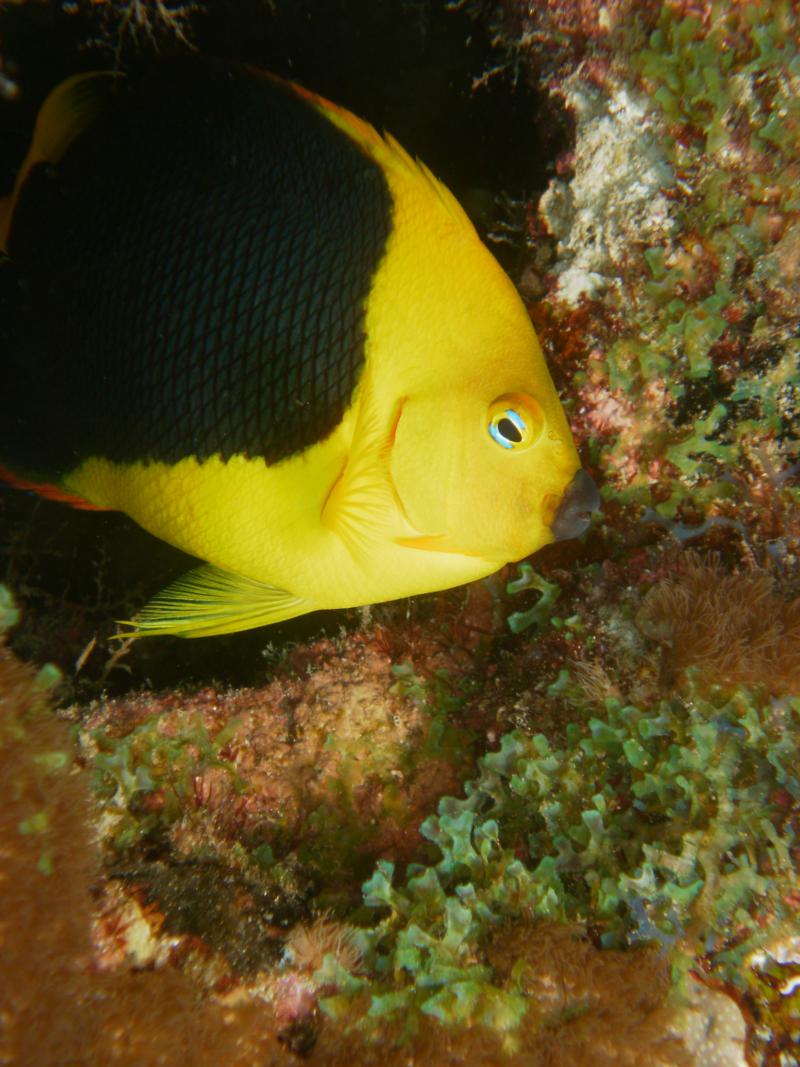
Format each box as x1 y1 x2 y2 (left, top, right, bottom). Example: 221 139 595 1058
0 57 597 638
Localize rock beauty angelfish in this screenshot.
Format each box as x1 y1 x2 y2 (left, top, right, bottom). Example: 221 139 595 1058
0 56 598 638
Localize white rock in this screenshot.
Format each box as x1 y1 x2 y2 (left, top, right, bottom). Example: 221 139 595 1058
540 73 676 305
671 978 748 1067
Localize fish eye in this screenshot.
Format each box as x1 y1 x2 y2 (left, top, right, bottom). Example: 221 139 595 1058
487 394 542 451
490 409 525 449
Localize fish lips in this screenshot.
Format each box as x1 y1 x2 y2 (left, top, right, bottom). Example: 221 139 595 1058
551 469 601 541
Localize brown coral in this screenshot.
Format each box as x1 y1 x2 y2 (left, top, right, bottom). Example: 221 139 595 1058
0 632 700 1067
0 640 284 1067
487 921 692 1067
636 551 800 693
80 630 478 896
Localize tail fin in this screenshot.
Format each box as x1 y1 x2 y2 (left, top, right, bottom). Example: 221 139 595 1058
0 74 121 511
0 464 107 510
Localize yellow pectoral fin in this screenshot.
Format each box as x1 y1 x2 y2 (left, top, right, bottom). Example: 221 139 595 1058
322 456 397 559
117 565 318 639
321 388 406 561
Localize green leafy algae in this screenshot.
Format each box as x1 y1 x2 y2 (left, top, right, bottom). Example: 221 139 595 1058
330 682 797 1038
571 1 800 522
91 713 245 852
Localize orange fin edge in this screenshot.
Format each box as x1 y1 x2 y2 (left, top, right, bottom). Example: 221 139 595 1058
0 464 109 511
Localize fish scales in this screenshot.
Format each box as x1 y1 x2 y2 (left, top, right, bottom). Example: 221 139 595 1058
1 59 392 477
0 56 599 637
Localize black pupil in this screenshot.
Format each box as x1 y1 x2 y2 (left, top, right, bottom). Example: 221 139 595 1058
498 416 522 443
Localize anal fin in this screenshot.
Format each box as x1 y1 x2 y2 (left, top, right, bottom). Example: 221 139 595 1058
117 565 317 639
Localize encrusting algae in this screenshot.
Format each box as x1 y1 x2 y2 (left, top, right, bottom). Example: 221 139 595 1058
0 595 278 1067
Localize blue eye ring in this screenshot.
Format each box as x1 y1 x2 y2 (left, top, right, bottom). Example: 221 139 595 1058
489 408 527 449
487 394 542 451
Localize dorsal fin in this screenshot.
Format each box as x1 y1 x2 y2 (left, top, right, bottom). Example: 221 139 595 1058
268 73 474 232
0 71 122 253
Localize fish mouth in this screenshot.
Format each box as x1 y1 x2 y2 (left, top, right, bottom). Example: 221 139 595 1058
550 469 600 541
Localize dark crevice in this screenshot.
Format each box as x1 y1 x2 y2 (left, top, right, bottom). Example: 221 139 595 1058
0 0 574 222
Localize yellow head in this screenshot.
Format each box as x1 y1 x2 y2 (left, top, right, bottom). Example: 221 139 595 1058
282 84 591 575
387 346 581 565
354 135 584 569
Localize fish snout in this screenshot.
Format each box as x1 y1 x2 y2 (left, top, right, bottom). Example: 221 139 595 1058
551 469 600 541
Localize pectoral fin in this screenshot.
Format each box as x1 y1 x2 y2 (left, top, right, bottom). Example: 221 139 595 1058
322 383 405 561
322 452 397 559
117 565 317 638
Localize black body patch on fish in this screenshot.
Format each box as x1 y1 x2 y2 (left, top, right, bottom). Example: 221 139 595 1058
1 57 393 479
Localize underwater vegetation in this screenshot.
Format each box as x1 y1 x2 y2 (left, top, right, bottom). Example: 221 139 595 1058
535 0 800 526
636 550 800 693
0 0 798 1064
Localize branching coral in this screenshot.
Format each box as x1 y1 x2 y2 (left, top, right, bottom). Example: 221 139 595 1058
83 0 197 61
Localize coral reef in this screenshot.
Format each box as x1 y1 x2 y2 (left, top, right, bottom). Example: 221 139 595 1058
0 598 283 1067
80 631 487 911
505 1 800 1058
636 550 800 692
1 0 799 1064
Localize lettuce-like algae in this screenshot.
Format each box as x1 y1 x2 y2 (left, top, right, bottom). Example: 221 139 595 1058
322 685 796 1043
